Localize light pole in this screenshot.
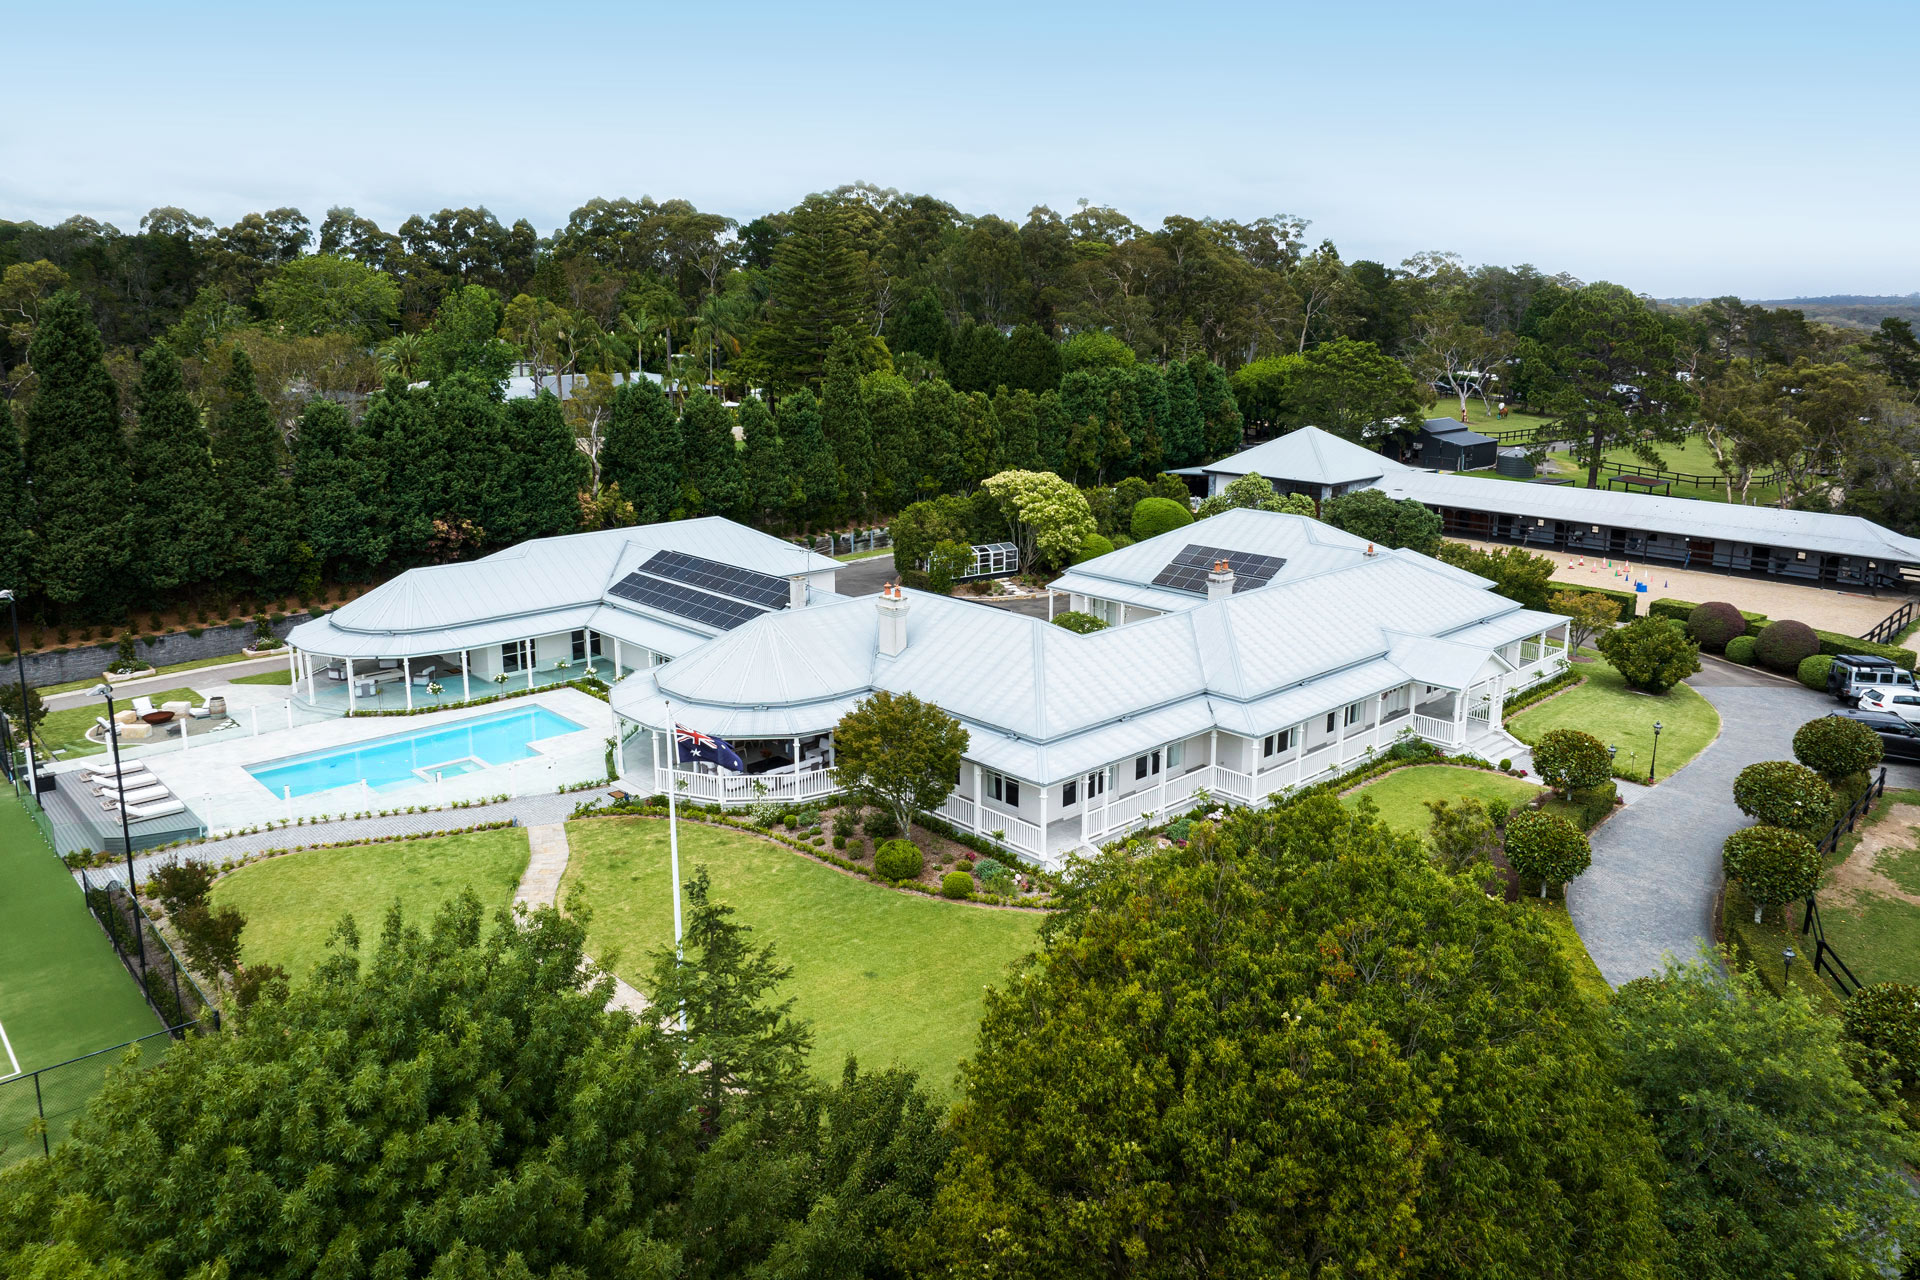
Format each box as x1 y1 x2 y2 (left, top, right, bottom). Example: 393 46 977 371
1783 946 1797 984
1647 720 1663 783
1 590 38 795
1607 744 1617 774
90 683 146 978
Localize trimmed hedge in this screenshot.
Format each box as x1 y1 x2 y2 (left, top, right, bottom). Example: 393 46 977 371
873 838 925 882
1503 808 1592 896
940 870 974 899
1574 585 1641 616
1754 620 1820 672
1130 497 1193 541
1732 760 1834 832
1685 601 1747 652
1792 714 1883 781
1798 653 1834 691
1842 983 1920 1087
1725 635 1757 665
1815 629 1916 672
1565 781 1618 831
1721 824 1822 917
1533 729 1612 792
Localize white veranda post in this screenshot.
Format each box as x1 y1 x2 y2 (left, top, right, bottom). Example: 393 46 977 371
346 657 356 713
403 656 413 711
525 640 534 691
663 701 683 957
461 650 470 702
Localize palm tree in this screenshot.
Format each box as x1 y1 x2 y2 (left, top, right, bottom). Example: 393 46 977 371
377 332 427 383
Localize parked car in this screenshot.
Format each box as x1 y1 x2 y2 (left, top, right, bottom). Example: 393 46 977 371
1827 654 1916 704
1828 709 1920 763
1857 688 1920 723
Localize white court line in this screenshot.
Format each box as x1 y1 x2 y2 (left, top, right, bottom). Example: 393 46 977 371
0 1019 19 1081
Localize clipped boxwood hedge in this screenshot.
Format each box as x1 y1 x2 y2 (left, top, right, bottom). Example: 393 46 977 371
1797 653 1834 691
1815 629 1916 671
1686 601 1748 652
1753 620 1820 673
1725 635 1757 665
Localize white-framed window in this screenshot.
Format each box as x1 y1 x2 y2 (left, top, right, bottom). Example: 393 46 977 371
1344 702 1363 727
989 772 1021 808
1063 779 1077 806
1134 750 1162 781
502 641 524 673
1167 741 1184 769
1262 727 1296 758
1325 711 1337 733
570 629 600 662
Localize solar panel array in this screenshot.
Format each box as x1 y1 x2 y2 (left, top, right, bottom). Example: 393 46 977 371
640 550 792 609
1150 544 1288 595
608 572 768 630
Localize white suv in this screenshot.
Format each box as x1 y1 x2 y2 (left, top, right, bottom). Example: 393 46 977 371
1857 687 1920 724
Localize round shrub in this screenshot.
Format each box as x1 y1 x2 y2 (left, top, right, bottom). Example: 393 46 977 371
1724 635 1757 665
1531 728 1612 794
1732 760 1834 831
1129 496 1194 541
939 870 974 899
1797 653 1834 692
1753 619 1819 673
1686 601 1747 652
1594 616 1700 692
1051 610 1109 635
873 839 925 882
1721 825 1822 919
1073 532 1115 564
1842 982 1920 1086
1792 715 1884 782
1502 809 1591 897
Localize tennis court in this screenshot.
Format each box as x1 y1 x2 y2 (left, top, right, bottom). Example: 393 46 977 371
0 791 163 1164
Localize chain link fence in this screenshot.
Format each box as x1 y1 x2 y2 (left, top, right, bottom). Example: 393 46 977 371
0 1024 192 1168
78 869 221 1033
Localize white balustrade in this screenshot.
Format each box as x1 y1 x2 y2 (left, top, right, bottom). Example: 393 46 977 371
1412 713 1458 745
654 765 840 808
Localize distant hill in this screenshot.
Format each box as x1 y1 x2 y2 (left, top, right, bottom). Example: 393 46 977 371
1657 293 1920 330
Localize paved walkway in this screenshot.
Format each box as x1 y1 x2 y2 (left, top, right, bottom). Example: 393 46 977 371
507 819 650 1016
1569 677 1834 986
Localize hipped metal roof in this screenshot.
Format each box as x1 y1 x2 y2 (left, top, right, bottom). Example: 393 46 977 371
1200 425 1404 486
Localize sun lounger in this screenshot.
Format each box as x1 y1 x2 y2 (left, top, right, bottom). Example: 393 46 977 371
89 774 157 797
101 783 172 810
118 798 187 821
81 760 151 782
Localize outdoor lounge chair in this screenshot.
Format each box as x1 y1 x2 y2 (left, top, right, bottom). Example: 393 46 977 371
130 695 173 724
81 758 150 782
410 665 437 687
89 772 156 797
118 797 187 821
101 783 172 810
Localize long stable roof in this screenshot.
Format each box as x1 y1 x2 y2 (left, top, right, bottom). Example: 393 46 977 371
1373 470 1920 563
614 549 1561 784
1200 425 1404 486
288 518 840 660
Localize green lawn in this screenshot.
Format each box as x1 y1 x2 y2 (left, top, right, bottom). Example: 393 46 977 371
229 669 293 686
1819 789 1920 988
1474 433 1785 507
1524 899 1612 1004
35 688 205 760
1342 765 1543 834
561 816 1041 1095
33 649 263 697
1506 658 1719 782
211 828 531 980
0 794 163 1164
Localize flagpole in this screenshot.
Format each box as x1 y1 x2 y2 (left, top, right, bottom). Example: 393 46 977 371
664 698 683 960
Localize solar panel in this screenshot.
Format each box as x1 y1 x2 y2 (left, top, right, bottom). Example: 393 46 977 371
608 572 769 630
639 549 793 609
1149 544 1288 595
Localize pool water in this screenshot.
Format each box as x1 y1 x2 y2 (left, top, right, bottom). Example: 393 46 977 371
247 706 585 797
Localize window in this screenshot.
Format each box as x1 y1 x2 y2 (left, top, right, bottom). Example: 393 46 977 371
1263 727 1296 758
1088 770 1106 798
1134 751 1162 781
1063 780 1077 806
1136 755 1148 780
1325 712 1337 734
1263 734 1276 758
989 772 1021 808
1344 702 1362 727
1167 741 1184 769
502 641 524 674
571 629 588 662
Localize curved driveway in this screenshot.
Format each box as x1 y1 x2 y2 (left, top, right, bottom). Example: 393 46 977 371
1569 665 1835 986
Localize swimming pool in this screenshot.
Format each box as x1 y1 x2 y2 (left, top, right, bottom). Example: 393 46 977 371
246 706 585 797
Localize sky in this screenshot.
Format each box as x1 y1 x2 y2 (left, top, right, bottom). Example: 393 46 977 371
5 0 1916 299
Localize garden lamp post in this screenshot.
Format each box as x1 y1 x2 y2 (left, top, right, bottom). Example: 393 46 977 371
90 683 146 978
1607 744 1617 770
1783 946 1796 984
1647 721 1663 783
1 589 38 795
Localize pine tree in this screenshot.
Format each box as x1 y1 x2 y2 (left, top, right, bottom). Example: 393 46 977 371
819 327 874 513
679 391 744 517
910 379 961 499
862 371 918 513
947 322 1009 394
779 389 838 528
130 342 223 595
499 392 586 542
210 347 298 589
889 289 951 365
23 292 136 616
737 395 787 527
990 387 1041 473
1131 364 1172 478
432 373 512 551
956 391 996 489
0 404 29 605
756 195 868 390
1004 323 1062 393
292 398 387 579
600 380 681 524
362 379 437 561
1190 355 1244 459
1164 359 1205 466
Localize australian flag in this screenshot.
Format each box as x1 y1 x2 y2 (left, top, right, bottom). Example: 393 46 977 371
676 723 745 772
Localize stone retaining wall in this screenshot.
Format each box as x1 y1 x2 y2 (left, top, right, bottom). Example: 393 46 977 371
8 613 314 687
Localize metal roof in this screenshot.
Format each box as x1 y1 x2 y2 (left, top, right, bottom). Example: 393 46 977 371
1200 426 1406 485
1373 471 1920 563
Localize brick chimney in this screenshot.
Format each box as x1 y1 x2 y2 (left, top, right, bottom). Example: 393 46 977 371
877 583 910 657
1206 559 1235 603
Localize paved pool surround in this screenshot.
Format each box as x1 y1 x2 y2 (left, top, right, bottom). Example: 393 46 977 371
69 687 614 835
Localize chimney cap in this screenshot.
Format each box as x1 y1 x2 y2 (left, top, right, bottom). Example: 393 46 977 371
1212 559 1232 574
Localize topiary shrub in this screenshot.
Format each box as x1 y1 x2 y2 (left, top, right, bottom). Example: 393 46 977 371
1721 825 1822 922
1753 619 1819 673
1797 653 1834 692
939 870 974 899
1502 808 1592 898
1594 616 1701 693
1051 610 1109 635
1073 532 1115 564
1792 715 1884 782
1724 635 1757 665
1531 728 1612 795
1686 601 1747 652
1565 781 1619 831
873 839 925 882
1842 982 1920 1087
1732 760 1834 832
1129 496 1193 542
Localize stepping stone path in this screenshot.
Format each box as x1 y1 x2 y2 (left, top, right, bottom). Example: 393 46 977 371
513 822 650 1017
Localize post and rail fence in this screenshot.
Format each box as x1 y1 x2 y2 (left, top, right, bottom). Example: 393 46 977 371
1861 599 1916 646
1791 766 1887 1000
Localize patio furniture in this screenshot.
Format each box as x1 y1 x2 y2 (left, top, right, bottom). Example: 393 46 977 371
324 664 348 681
188 705 211 719
131 695 173 725
353 676 378 698
368 669 405 685
101 783 171 810
118 797 187 821
160 700 193 717
81 760 150 782
206 696 226 716
120 722 153 741
411 664 438 688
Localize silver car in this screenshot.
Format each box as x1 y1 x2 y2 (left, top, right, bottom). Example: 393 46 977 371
1857 687 1920 724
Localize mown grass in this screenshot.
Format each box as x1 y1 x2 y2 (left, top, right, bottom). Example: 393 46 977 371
1506 657 1719 783
36 688 204 759
1341 765 1543 833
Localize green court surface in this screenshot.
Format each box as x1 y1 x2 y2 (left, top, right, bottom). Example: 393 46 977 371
0 792 163 1164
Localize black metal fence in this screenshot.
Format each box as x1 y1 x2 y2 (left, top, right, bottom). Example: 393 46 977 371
78 869 221 1034
1816 767 1887 856
1862 599 1916 646
1794 766 1889 999
0 1024 194 1167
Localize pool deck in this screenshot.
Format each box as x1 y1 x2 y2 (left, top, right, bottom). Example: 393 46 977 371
54 687 617 834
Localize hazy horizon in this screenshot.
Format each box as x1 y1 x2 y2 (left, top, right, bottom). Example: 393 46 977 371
6 0 1915 300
